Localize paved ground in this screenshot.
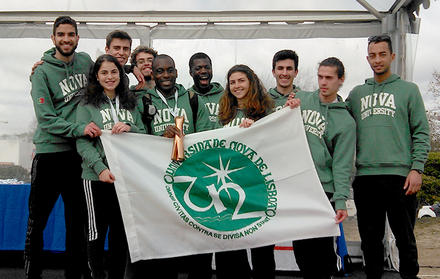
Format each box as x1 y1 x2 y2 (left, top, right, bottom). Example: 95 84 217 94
0 251 403 279
1 251 436 278
0 268 406 279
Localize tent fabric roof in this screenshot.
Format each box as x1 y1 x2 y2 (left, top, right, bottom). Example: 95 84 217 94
0 0 428 13
0 0 430 25
0 0 430 80
0 0 429 41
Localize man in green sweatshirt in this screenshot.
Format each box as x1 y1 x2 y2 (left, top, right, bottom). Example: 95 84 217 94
187 52 224 132
26 16 101 279
346 35 430 279
285 57 355 279
127 54 195 279
179 52 224 278
269 49 301 111
149 54 195 136
128 46 158 134
130 45 157 90
31 30 144 90
129 54 194 137
104 30 145 90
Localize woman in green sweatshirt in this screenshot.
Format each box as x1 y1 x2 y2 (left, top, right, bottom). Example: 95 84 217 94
216 64 275 279
76 54 145 279
218 64 274 129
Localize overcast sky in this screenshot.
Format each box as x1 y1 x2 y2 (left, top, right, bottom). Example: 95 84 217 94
1 0 439 136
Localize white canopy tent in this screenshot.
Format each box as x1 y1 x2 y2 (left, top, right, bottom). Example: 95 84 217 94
0 0 431 81
0 0 433 271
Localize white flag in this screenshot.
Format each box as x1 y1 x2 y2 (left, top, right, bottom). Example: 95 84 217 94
101 108 340 262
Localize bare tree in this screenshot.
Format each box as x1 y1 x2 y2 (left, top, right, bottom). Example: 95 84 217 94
427 71 440 151
428 70 440 107
427 110 440 151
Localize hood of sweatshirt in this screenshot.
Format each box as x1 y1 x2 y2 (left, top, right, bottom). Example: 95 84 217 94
365 73 400 86
41 47 70 66
301 90 348 112
364 74 400 95
268 85 300 100
150 83 187 99
41 47 80 86
189 82 224 96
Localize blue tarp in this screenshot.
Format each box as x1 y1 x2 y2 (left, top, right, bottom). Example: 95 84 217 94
0 184 66 251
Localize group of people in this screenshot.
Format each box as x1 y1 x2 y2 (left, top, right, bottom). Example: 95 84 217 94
26 15 430 279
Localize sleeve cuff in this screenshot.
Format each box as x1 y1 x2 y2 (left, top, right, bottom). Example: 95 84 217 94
93 161 108 177
411 161 425 173
75 123 87 138
334 199 347 211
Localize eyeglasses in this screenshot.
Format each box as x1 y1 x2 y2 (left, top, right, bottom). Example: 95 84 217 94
368 34 391 43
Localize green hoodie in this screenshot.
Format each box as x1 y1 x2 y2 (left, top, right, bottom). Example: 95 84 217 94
76 100 146 180
268 85 301 111
146 84 195 136
296 90 356 210
188 82 224 132
223 109 247 128
346 74 430 176
130 86 149 116
31 47 93 153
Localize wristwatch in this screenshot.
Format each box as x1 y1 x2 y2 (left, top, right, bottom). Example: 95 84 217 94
413 169 423 174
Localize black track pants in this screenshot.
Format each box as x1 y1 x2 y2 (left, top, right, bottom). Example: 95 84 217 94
24 151 89 279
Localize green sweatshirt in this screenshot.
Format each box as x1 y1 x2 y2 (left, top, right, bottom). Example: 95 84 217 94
296 90 355 210
223 109 247 128
147 84 195 136
268 85 301 111
130 86 149 115
31 48 93 153
346 74 430 176
188 82 224 132
76 100 146 181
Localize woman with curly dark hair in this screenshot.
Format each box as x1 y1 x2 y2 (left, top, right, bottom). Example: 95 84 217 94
218 64 274 128
76 54 145 279
216 64 276 279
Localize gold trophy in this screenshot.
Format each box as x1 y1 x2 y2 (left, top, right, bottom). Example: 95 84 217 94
171 116 185 161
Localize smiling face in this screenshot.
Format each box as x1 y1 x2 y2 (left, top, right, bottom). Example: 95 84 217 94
136 51 155 77
105 38 131 66
318 65 344 103
367 41 395 78
51 23 79 59
272 58 297 92
229 71 250 103
190 58 213 93
152 56 178 96
97 61 120 97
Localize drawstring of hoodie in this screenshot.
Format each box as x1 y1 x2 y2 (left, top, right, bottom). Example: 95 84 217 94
322 102 330 139
63 63 70 86
62 52 76 89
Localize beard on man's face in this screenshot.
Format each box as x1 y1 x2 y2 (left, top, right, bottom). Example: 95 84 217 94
56 43 78 57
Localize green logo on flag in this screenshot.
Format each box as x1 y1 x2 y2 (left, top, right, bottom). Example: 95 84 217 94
163 139 277 239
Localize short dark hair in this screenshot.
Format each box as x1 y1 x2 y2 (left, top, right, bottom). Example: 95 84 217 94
189 52 212 69
106 30 132 48
152 54 175 70
272 50 299 71
319 57 345 79
130 46 158 65
368 34 393 53
53 16 78 35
